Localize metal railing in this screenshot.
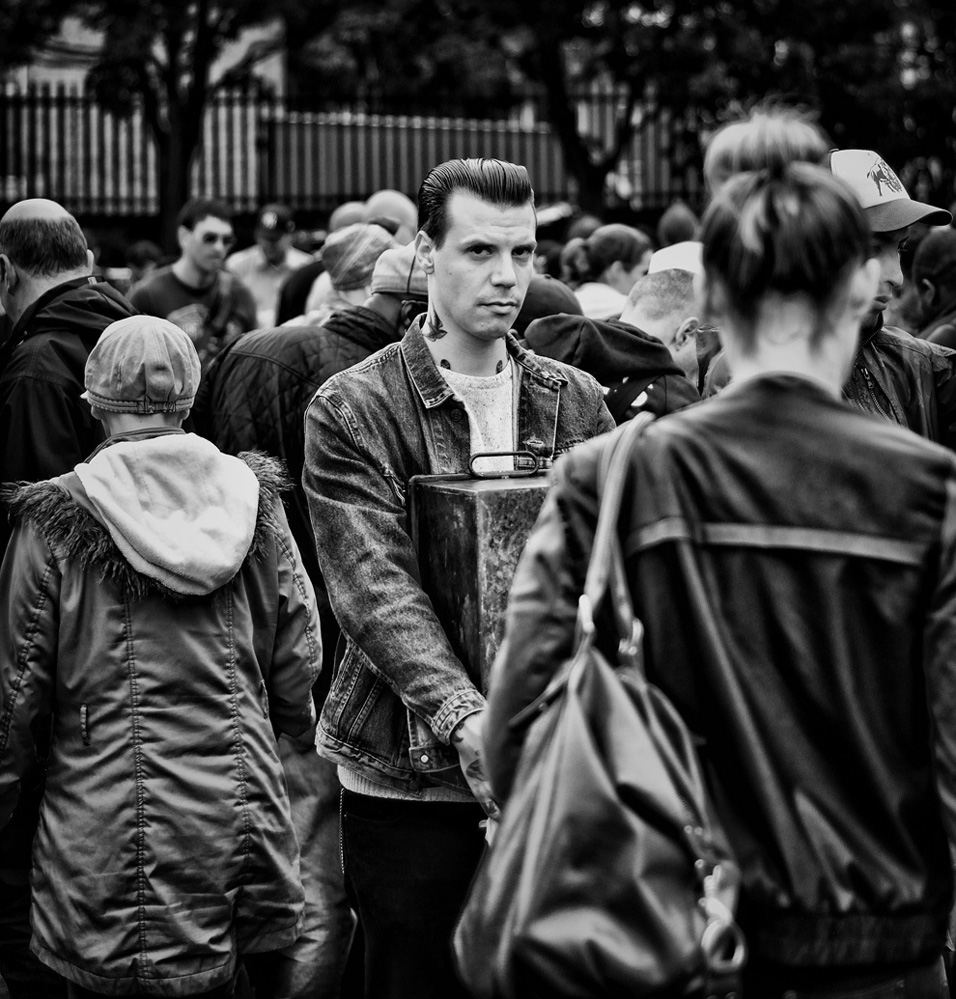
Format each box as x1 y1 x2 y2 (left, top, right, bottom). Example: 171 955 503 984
0 83 703 216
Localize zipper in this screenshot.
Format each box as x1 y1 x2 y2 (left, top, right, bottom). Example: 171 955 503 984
860 365 891 422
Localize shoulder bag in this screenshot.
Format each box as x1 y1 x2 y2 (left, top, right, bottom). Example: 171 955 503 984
453 412 746 999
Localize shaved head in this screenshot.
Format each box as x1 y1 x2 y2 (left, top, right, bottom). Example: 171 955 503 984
0 198 73 225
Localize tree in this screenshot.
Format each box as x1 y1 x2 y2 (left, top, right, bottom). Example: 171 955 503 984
420 0 956 211
80 0 343 249
285 0 520 117
0 0 71 68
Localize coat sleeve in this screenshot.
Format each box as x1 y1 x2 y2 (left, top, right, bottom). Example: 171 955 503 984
265 503 321 742
483 443 602 802
924 465 956 851
303 390 485 745
928 341 956 452
0 519 60 829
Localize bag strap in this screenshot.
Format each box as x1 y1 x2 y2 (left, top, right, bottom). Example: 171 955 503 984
575 412 654 670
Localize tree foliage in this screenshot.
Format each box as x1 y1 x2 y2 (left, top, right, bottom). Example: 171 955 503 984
0 0 70 68
3 0 955 224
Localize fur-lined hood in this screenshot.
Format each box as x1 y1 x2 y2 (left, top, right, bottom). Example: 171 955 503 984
3 443 291 603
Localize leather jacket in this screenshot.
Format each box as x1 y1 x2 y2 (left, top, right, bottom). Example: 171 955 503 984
702 320 956 452
303 319 614 792
485 373 956 969
844 321 956 448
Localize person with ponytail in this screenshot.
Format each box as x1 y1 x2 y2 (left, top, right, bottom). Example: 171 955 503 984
562 223 653 320
485 162 956 999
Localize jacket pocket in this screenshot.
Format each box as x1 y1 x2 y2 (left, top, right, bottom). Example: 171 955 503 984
322 641 411 770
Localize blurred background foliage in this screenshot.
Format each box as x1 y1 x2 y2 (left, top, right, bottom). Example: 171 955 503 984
2 0 955 217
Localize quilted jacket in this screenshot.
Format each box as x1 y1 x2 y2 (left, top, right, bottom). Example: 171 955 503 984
193 305 403 588
0 436 320 996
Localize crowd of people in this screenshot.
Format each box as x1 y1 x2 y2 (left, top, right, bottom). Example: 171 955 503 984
1 104 956 999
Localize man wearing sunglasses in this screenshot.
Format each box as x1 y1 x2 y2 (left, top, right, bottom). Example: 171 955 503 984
130 198 257 367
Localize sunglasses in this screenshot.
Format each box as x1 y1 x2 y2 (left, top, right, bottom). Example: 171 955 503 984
200 232 236 247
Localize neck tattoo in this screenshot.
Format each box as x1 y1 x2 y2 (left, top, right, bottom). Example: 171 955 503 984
440 359 451 370
496 360 504 374
424 310 448 341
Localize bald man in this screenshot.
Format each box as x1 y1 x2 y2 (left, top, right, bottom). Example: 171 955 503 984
0 200 136 496
0 199 135 998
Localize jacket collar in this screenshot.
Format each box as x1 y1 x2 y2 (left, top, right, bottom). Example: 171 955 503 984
12 275 99 341
401 316 567 410
87 427 186 461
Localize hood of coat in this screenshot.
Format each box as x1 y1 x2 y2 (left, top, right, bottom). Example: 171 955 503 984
18 277 137 341
69 433 260 596
5 443 290 603
523 313 683 385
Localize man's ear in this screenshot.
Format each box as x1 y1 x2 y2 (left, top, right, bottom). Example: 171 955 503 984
0 254 18 294
918 277 937 310
177 225 191 253
674 317 700 350
415 230 436 275
86 248 96 274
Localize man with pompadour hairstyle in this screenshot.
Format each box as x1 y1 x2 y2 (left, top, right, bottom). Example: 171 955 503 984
303 158 614 999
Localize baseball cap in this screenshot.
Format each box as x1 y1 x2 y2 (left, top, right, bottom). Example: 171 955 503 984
256 203 295 239
828 150 952 232
647 241 703 276
369 241 428 300
83 316 201 414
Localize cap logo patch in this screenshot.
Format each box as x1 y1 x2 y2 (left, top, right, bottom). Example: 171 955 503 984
867 158 904 198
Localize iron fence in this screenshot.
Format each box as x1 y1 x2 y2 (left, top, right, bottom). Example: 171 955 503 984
0 83 704 218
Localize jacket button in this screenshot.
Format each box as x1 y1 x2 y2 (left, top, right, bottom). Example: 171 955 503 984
420 754 429 764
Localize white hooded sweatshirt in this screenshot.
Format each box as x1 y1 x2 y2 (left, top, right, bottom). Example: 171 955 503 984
73 432 260 596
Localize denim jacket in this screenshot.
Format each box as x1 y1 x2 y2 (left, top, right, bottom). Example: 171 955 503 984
303 318 614 792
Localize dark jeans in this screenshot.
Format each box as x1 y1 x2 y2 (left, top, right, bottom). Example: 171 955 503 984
340 791 485 999
744 956 948 999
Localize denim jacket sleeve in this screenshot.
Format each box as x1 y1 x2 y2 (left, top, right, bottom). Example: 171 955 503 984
303 389 485 745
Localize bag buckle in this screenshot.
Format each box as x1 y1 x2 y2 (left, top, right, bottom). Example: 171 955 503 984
701 865 747 977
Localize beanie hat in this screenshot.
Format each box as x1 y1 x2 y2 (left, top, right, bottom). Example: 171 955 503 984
828 149 952 232
321 223 395 291
913 228 956 287
514 275 582 334
83 315 201 414
369 241 428 300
